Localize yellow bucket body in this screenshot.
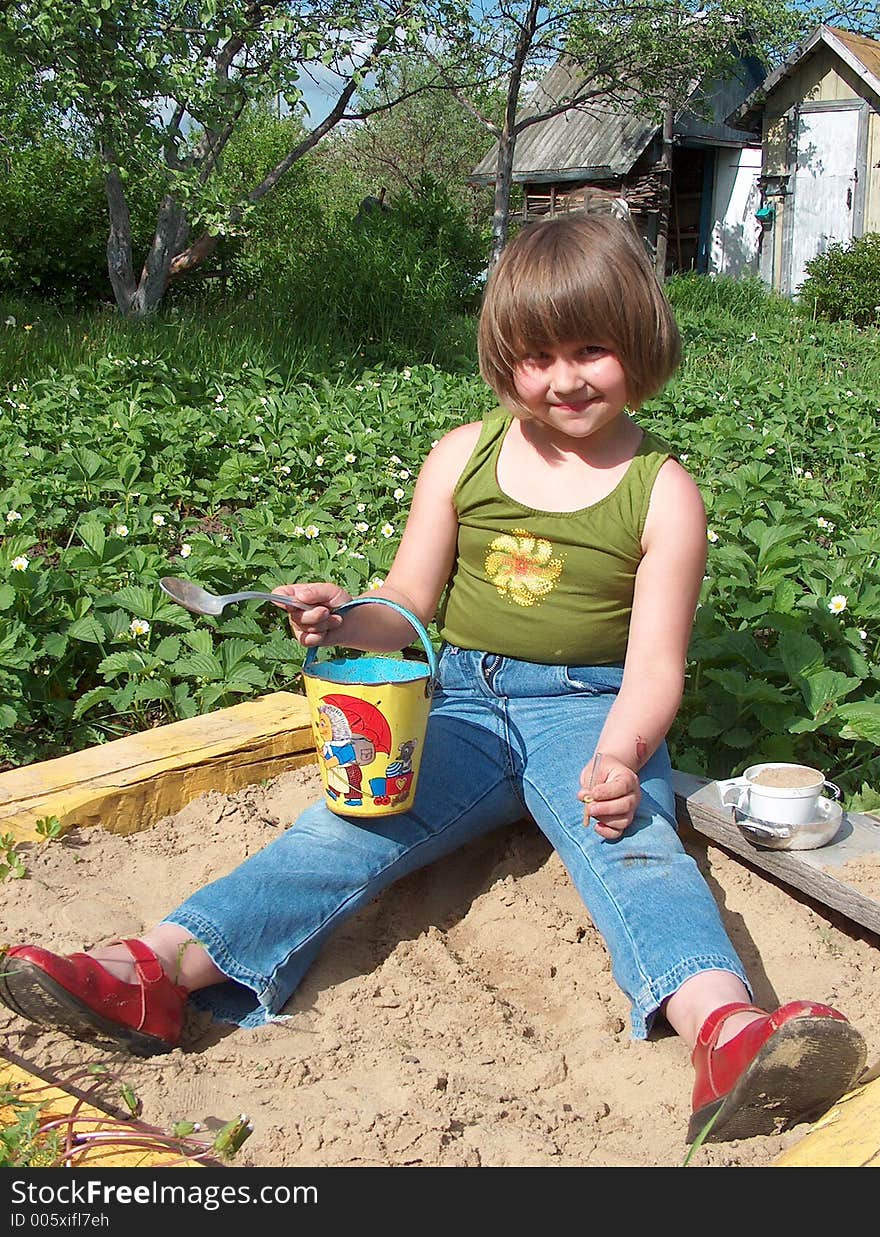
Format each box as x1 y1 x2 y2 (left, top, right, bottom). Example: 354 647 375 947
303 657 432 817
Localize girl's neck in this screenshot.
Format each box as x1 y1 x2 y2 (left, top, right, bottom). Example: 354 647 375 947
497 414 645 514
518 412 642 465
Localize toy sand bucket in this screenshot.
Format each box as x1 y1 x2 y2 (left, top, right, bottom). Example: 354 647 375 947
302 597 438 818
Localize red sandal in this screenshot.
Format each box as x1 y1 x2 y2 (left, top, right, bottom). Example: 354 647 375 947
689 1000 867 1143
0 940 188 1057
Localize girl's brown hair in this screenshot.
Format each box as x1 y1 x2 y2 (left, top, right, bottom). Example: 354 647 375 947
477 214 681 414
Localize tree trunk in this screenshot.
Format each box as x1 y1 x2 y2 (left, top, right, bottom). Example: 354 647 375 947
488 0 540 270
654 100 675 282
125 195 186 317
102 159 137 315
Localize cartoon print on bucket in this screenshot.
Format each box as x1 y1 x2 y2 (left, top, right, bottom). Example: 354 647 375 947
301 597 438 818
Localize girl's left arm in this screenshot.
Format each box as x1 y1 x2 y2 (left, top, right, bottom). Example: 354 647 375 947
579 458 707 838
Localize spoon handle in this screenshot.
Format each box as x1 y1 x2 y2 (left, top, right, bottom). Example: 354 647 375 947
227 591 311 611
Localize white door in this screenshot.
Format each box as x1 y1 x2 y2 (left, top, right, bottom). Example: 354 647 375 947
708 147 762 277
788 107 860 296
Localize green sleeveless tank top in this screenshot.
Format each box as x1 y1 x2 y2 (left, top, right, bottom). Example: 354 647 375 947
438 415 673 665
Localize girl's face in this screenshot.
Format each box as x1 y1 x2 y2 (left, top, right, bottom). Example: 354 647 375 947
512 341 631 438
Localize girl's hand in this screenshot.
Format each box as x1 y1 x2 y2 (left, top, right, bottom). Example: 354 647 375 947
578 756 641 840
271 582 351 647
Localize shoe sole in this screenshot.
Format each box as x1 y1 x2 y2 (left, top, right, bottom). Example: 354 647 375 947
0 957 176 1058
688 1015 867 1143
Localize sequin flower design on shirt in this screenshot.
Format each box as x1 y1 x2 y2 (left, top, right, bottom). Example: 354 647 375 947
484 529 564 607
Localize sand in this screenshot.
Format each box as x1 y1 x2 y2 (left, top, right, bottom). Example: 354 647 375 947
2 764 879 1169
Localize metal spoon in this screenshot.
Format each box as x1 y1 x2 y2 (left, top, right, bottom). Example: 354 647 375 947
159 576 313 617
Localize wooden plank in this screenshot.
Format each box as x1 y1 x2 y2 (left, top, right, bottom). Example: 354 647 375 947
0 1055 204 1167
0 691 315 844
772 1073 880 1167
673 770 880 937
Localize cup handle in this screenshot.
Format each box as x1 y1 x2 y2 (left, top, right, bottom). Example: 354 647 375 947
716 777 748 810
823 781 842 802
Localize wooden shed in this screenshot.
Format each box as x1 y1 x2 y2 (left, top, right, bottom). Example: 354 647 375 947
469 54 767 277
727 25 880 297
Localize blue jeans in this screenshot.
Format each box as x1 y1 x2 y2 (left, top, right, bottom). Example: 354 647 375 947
166 646 750 1038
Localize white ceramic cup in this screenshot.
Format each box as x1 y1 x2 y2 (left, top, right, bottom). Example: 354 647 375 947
717 762 841 826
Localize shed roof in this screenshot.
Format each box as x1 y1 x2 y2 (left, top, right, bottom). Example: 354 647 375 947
469 54 765 185
728 25 880 132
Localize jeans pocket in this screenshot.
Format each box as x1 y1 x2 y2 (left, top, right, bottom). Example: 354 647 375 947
563 664 624 694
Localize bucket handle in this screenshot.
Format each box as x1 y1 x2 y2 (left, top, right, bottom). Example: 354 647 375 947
303 596 439 683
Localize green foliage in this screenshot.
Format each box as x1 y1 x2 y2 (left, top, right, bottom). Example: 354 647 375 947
1 278 879 810
798 233 880 328
0 140 109 304
0 1063 253 1166
0 833 26 880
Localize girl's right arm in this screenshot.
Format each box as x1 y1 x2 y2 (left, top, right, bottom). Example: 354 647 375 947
274 422 482 651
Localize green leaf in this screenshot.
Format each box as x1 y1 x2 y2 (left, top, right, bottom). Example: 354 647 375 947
78 520 106 560
174 652 224 678
798 669 861 717
73 686 118 718
837 703 880 745
67 615 107 644
688 715 724 738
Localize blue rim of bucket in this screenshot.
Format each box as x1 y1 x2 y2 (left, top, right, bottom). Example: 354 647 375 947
302 596 439 686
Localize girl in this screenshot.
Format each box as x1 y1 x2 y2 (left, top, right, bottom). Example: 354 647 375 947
1 215 865 1144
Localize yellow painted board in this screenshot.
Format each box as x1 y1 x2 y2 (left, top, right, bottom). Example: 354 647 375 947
0 691 316 843
0 1057 204 1168
773 1075 880 1167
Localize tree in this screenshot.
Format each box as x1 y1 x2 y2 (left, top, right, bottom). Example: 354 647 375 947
0 1 447 317
429 0 807 268
326 55 504 222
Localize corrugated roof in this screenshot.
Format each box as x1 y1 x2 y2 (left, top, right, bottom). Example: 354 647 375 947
470 54 764 184
728 25 880 131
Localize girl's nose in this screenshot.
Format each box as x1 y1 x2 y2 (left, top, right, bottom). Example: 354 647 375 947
549 360 587 394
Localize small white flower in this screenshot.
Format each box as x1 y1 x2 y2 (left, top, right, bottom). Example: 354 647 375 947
765 447 775 455
294 526 305 536
314 455 324 466
390 454 402 465
393 488 405 500
6 510 22 522
402 368 412 379
355 384 364 392
215 393 225 403
179 543 192 558
355 521 369 533
794 466 803 477
817 517 835 531
255 415 264 423
130 618 150 636
828 595 847 615
152 513 166 526
398 469 410 480
679 454 689 462
304 525 319 539
858 629 868 641
707 530 719 543
4 316 16 327
368 576 385 589
804 470 813 479
115 524 129 537
380 522 395 538
11 555 29 571
357 503 366 513
348 551 366 560
345 453 356 463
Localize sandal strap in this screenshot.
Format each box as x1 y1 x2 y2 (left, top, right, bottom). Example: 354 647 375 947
695 1002 767 1052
